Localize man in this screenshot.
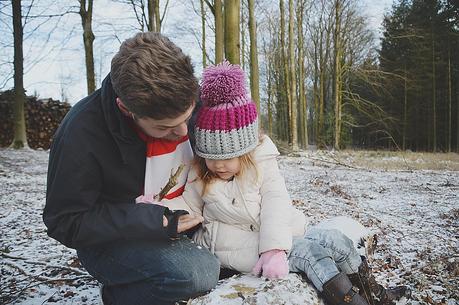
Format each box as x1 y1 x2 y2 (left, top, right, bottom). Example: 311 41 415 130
43 32 220 305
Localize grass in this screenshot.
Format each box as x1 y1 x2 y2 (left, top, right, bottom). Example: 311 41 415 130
334 150 459 171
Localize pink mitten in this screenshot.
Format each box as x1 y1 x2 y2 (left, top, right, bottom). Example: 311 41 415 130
136 194 164 205
251 249 289 279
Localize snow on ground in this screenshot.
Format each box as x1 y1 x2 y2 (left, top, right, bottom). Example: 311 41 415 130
0 148 458 305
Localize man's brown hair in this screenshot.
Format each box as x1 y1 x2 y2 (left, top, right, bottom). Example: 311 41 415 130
111 32 198 119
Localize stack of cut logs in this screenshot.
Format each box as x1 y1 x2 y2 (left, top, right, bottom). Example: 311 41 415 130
0 91 71 149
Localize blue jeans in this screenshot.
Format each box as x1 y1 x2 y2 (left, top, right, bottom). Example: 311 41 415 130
77 236 220 305
288 228 362 292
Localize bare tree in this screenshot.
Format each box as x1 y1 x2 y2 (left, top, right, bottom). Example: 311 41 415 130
261 14 278 138
10 0 28 148
1 1 77 148
288 0 298 150
78 0 95 94
248 0 260 112
214 0 224 63
203 0 224 63
431 23 436 152
333 0 343 149
279 0 291 143
297 0 308 148
224 0 240 64
154 0 162 31
241 2 247 70
147 0 154 30
118 0 169 32
447 41 451 152
200 0 207 67
308 0 333 148
402 64 407 150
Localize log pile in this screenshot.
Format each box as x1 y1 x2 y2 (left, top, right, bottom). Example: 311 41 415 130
0 91 71 149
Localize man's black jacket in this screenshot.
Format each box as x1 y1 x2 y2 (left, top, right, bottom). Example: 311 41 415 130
44 75 184 249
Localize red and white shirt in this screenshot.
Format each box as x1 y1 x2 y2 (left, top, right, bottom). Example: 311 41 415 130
143 136 193 200
129 120 193 204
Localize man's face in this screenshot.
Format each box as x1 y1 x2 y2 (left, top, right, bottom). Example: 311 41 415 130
133 104 195 141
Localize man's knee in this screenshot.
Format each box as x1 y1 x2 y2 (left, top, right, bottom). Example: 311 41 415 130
180 251 220 295
103 255 220 305
78 239 220 303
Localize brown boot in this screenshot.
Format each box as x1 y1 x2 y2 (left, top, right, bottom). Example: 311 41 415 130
348 257 410 305
322 272 369 305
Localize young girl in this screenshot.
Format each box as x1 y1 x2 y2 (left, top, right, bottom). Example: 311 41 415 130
162 61 409 305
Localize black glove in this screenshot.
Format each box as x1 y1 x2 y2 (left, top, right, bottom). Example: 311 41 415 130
164 208 189 239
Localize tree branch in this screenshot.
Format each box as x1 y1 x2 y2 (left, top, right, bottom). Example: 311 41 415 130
204 0 215 15
1 253 89 276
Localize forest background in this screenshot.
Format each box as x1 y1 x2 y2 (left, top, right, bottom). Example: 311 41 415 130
1 0 459 153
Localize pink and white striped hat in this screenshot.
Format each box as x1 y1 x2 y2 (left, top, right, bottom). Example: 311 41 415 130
195 61 258 160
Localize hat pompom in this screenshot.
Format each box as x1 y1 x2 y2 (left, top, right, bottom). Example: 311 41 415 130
200 60 247 107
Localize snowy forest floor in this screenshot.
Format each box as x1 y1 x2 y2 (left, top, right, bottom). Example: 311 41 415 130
0 148 458 305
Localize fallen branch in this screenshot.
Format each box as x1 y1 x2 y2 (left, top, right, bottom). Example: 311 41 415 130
306 155 362 170
1 253 88 275
2 260 95 305
3 260 93 282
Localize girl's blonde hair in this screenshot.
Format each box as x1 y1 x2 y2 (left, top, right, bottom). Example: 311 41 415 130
194 152 258 196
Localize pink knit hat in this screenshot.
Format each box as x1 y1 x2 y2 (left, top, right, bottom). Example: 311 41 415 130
195 61 258 160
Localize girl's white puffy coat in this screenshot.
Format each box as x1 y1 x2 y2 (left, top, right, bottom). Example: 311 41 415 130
166 136 307 272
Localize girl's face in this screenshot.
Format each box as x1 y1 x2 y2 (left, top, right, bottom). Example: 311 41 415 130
205 158 241 180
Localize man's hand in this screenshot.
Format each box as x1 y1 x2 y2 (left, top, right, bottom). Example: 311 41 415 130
163 214 204 233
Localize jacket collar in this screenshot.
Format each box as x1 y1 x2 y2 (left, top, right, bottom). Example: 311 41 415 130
100 74 145 163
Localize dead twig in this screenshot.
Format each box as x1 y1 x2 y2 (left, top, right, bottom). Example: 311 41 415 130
2 260 94 305
1 253 88 275
3 260 93 282
156 164 185 201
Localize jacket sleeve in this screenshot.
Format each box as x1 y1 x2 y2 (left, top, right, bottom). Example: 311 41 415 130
257 137 293 254
163 168 205 217
44 136 179 249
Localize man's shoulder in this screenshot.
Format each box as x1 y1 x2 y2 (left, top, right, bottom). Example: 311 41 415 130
52 92 109 153
59 92 104 135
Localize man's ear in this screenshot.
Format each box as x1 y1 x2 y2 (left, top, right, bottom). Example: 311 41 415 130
116 98 131 117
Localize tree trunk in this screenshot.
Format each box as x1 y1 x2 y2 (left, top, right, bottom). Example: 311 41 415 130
147 0 155 31
155 0 161 32
403 64 407 151
224 0 240 64
241 3 246 70
10 0 28 149
319 56 325 147
266 58 273 137
280 0 291 144
312 36 319 146
200 0 207 68
457 66 459 153
264 40 273 137
297 0 307 148
248 0 260 113
431 26 436 152
268 84 273 137
79 0 96 94
215 0 224 63
316 7 331 149
288 0 298 151
447 42 452 152
333 0 342 150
